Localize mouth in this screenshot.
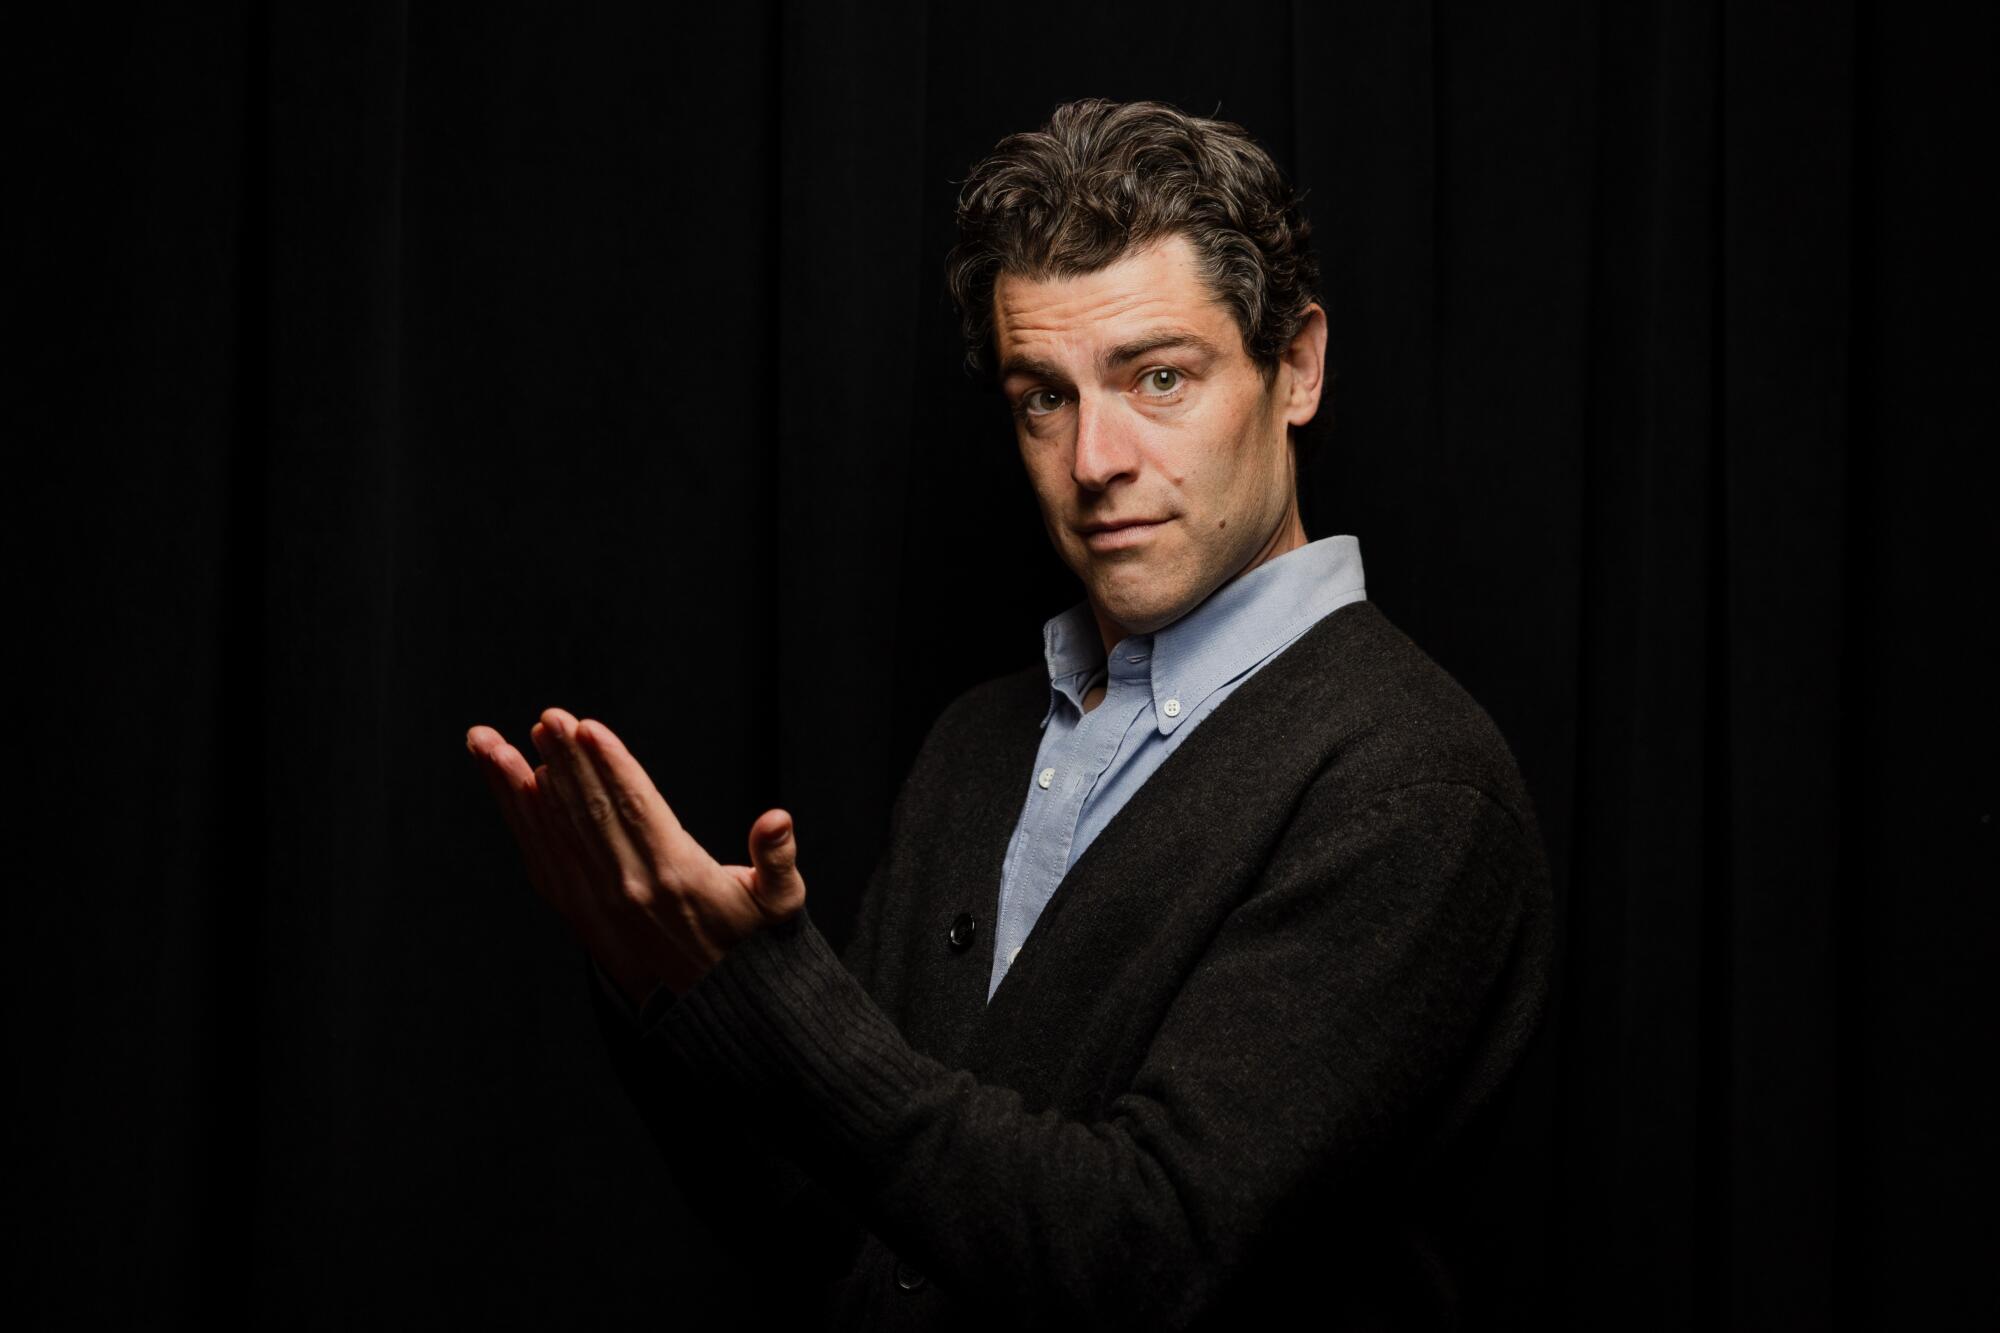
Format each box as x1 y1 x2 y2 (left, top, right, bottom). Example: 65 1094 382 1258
1078 517 1170 552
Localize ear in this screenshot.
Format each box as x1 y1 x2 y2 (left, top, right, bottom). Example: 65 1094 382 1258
1279 303 1328 429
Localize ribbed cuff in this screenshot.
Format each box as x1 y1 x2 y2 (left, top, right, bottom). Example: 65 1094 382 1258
643 908 933 1173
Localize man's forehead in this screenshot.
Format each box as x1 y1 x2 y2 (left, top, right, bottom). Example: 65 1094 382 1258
991 236 1240 367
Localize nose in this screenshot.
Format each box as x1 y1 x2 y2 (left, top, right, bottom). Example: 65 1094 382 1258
1070 394 1139 492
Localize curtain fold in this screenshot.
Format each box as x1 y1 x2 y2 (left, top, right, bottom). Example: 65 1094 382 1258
16 1 1987 1324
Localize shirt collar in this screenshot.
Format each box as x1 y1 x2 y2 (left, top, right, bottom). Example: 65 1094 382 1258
1038 534 1368 733
1039 601 1106 728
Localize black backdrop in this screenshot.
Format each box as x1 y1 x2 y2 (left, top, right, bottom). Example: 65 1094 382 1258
15 1 1992 1327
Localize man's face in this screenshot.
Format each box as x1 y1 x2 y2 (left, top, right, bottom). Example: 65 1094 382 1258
994 233 1324 645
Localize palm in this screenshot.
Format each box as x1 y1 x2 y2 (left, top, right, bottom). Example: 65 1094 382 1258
466 708 806 1004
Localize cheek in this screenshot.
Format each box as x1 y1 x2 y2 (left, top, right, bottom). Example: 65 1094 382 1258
1187 397 1281 524
1185 408 1254 500
1017 438 1065 504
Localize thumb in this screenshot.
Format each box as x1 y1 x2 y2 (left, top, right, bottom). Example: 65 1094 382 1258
747 809 807 917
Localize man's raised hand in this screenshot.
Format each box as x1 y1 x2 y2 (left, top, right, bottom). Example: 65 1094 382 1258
465 707 806 1007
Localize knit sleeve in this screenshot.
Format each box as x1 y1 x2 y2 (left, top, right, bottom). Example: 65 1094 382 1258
641 777 1550 1330
583 946 867 1296
584 699 951 1304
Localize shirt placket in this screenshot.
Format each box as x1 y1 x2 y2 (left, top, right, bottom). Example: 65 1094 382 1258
992 670 1142 996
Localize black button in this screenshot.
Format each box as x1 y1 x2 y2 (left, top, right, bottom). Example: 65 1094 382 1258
894 1259 927 1291
946 912 977 951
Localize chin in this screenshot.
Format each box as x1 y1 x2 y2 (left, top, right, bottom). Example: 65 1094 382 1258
1092 583 1189 637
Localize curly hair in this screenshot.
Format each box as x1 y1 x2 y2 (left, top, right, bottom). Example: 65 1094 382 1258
945 98 1319 380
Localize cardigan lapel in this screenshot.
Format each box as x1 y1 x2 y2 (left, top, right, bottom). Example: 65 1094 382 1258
959 600 1387 1074
891 668 1048 1070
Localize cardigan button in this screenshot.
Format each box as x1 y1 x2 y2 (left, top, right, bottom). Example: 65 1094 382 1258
946 912 977 951
894 1259 927 1291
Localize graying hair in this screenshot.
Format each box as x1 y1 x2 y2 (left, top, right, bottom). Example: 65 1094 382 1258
945 98 1319 379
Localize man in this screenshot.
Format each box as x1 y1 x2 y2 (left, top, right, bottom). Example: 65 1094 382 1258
467 99 1552 1329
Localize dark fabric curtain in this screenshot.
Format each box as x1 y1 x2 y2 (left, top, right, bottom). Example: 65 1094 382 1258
17 1 1989 1326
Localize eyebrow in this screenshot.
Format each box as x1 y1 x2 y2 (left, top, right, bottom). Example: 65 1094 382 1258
997 329 1225 386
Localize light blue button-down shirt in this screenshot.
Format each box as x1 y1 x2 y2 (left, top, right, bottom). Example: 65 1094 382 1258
986 534 1369 1001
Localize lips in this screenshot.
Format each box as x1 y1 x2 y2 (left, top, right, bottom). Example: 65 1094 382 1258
1077 518 1166 534
1079 517 1169 550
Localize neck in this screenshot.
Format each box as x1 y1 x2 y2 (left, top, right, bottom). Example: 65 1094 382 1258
1238 491 1310 581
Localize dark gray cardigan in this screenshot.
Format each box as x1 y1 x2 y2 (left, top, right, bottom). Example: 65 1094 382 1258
588 599 1554 1330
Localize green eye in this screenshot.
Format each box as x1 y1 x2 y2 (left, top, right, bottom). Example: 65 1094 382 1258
1142 368 1182 393
1024 389 1064 415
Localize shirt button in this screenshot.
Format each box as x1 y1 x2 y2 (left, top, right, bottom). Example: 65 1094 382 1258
1009 945 1021 964
1038 767 1055 789
1162 698 1182 718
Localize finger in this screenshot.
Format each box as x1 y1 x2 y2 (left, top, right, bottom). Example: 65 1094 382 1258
468 731 568 908
530 729 661 968
493 742 571 909
472 728 539 798
574 717 700 867
531 762 614 896
523 765 663 983
525 761 611 921
467 728 516 811
538 709 658 891
530 712 621 880
745 808 807 919
468 727 537 848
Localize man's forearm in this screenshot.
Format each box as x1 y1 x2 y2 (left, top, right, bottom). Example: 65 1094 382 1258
583 949 867 1291
636 779 1545 1329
